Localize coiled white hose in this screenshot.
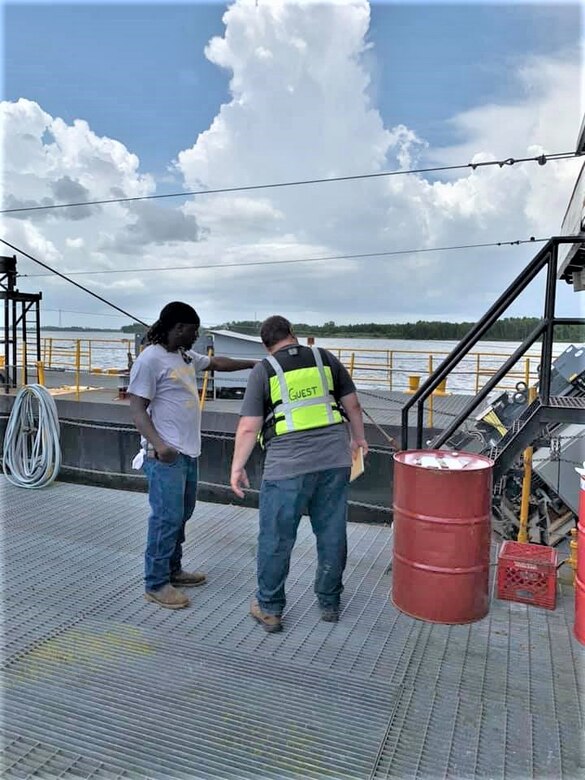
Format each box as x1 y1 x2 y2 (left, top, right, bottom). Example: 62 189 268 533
2 384 61 488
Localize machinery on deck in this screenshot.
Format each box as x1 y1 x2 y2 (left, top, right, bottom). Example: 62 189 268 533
470 344 584 544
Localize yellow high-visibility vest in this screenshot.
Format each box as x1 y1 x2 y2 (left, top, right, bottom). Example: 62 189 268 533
261 346 344 445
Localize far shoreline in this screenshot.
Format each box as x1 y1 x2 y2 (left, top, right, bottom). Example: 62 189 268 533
39 326 581 344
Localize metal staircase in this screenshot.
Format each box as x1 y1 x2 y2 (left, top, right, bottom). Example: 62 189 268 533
401 236 585 482
487 398 546 478
486 395 585 478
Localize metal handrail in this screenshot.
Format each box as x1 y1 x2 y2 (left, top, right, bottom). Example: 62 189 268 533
430 321 546 449
12 337 566 397
401 235 585 450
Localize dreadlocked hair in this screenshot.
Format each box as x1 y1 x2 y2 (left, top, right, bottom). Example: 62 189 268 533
145 319 167 345
145 301 200 345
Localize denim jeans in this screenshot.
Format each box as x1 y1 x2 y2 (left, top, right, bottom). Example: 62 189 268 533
257 467 350 615
142 453 198 591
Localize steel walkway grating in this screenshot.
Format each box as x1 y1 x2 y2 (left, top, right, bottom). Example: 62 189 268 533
4 621 399 780
2 478 584 779
369 686 582 779
1 730 151 780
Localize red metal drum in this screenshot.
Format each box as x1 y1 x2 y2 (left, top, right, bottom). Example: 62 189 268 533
575 467 585 645
392 450 493 624
575 577 585 646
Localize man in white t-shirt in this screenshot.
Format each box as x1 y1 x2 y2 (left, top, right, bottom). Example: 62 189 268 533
128 301 256 610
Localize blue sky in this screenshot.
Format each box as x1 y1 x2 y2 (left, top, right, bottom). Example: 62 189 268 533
2 0 583 327
5 2 580 178
5 3 229 179
366 4 580 147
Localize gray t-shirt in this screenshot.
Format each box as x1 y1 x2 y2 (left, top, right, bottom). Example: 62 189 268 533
240 346 356 481
128 344 210 457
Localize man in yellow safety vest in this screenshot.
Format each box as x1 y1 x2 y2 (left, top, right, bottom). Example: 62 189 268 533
230 315 368 632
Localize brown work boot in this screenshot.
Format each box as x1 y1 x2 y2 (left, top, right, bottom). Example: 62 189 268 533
250 599 282 633
145 583 190 609
170 570 207 587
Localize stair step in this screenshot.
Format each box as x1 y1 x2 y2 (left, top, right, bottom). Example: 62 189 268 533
540 394 585 423
546 395 585 409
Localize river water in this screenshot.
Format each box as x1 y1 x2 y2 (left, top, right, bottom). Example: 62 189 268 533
33 330 573 395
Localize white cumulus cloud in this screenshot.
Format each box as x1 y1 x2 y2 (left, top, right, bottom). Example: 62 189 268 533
173 0 582 323
2 0 583 329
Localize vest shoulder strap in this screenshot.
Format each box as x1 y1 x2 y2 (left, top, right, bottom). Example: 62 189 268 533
310 346 335 424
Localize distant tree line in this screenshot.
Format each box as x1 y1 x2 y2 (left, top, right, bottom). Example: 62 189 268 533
121 323 148 335
43 325 120 333
212 317 584 342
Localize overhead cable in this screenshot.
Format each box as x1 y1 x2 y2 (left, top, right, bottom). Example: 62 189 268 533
20 236 546 279
42 308 215 326
43 307 155 320
1 151 580 216
0 238 148 326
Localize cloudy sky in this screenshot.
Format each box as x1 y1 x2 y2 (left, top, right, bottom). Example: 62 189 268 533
2 0 583 329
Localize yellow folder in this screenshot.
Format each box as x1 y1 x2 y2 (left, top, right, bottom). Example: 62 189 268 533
350 446 365 482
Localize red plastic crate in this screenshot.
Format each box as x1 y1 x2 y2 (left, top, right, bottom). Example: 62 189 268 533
496 541 557 610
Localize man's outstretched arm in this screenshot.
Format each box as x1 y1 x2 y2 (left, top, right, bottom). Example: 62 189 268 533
208 356 258 372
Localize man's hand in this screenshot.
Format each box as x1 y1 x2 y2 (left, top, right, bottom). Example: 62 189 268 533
156 444 179 463
230 467 250 499
351 437 369 458
231 416 262 498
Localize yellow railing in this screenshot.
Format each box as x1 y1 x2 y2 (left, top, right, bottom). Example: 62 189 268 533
330 346 542 395
8 337 133 398
9 337 553 401
199 347 214 411
36 337 134 374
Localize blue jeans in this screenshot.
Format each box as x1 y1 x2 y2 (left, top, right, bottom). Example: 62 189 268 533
142 454 198 591
257 467 350 615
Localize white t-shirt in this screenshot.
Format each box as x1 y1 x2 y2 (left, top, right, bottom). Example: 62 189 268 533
128 344 211 458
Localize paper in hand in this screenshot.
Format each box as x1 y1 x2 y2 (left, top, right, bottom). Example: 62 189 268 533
350 446 365 482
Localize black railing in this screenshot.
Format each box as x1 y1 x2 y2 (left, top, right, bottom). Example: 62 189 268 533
401 236 585 450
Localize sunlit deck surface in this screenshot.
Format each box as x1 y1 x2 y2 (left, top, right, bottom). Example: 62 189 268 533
2 479 583 779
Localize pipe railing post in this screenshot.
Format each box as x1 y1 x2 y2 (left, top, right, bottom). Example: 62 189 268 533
75 339 81 401
569 529 577 585
199 347 213 411
517 446 533 543
428 355 434 428
539 244 558 406
20 341 27 387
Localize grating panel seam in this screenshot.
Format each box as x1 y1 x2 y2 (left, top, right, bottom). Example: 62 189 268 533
368 687 581 780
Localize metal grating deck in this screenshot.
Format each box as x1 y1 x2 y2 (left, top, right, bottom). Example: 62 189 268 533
547 396 585 409
1 479 583 779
